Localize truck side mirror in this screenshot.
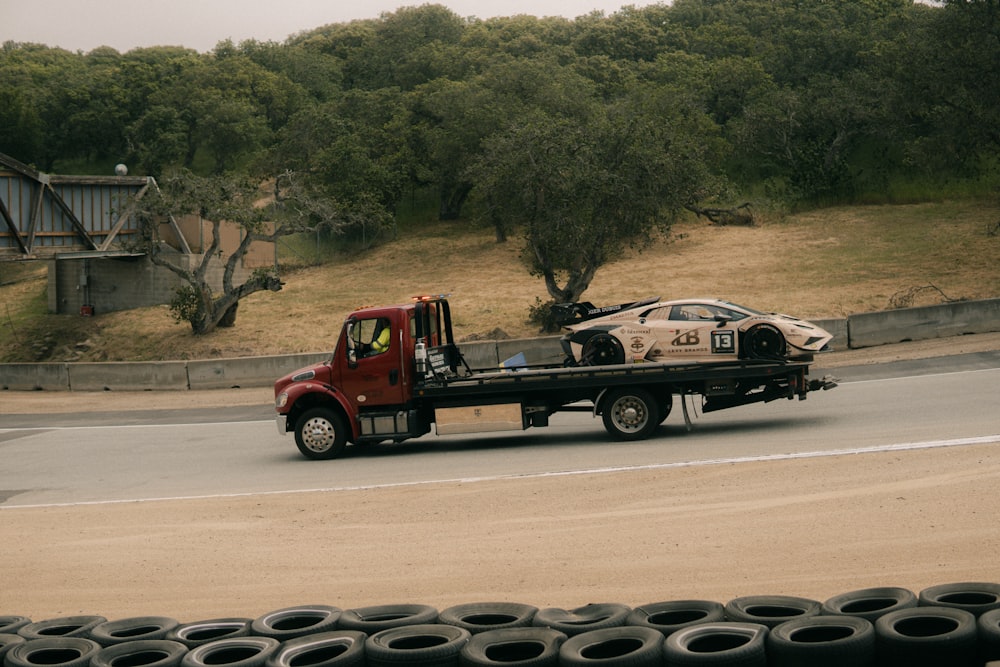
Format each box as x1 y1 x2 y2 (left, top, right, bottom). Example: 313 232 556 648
347 348 358 369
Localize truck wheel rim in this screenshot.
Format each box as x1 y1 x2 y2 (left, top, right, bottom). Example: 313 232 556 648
301 416 336 452
611 396 648 431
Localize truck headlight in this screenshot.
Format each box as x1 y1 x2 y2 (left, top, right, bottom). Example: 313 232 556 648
275 392 288 409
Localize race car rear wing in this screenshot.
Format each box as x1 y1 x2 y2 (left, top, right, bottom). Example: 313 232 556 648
552 296 661 326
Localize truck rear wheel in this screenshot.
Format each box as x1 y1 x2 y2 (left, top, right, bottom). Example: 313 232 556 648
295 407 348 460
601 388 659 440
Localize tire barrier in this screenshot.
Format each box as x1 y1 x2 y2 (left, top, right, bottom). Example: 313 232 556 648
918 582 1000 618
0 620 30 636
365 624 469 667
439 603 537 635
979 609 1000 664
625 600 726 636
459 627 565 667
181 637 280 667
723 596 822 629
558 626 663 667
338 606 439 634
530 604 630 637
663 622 768 666
89 617 180 646
16 616 106 641
4 637 102 667
250 607 341 641
266 631 366 667
820 587 918 622
0 635 26 662
91 640 188 667
875 606 979 667
167 619 253 648
765 615 875 667
8 581 1000 666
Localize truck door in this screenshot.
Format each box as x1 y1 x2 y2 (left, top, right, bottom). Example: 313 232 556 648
340 315 407 407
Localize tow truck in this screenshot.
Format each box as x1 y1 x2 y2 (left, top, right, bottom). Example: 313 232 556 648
274 296 837 459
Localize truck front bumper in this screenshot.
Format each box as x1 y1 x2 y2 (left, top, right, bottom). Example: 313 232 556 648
276 414 289 435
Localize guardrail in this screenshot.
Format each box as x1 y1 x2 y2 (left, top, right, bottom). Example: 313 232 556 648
1 298 997 392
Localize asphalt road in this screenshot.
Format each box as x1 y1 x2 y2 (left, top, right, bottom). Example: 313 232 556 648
2 353 999 508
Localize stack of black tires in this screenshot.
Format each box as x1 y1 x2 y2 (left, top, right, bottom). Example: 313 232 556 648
4 582 1000 667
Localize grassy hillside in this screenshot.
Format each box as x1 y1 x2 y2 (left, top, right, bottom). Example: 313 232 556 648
1 200 998 363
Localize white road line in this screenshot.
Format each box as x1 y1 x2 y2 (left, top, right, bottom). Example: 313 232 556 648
3 433 998 510
834 365 1000 384
0 420 274 433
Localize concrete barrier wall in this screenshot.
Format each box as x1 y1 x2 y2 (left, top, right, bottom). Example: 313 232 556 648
48 251 256 316
847 298 1000 348
0 363 71 391
67 361 190 391
813 318 848 351
1 299 997 392
188 352 329 390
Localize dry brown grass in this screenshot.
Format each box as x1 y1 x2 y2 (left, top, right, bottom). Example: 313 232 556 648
1 200 998 362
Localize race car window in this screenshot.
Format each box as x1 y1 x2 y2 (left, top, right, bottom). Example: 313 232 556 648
643 306 672 320
714 306 749 321
670 304 748 321
670 305 715 320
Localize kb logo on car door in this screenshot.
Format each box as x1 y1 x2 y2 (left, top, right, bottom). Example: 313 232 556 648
711 330 736 354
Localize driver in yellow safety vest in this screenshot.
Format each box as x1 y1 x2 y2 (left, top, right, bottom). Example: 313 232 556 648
371 323 391 354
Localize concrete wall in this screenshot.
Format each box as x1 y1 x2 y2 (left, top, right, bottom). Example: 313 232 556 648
48 246 262 316
188 352 329 390
2 298 997 392
161 215 275 268
847 298 1000 348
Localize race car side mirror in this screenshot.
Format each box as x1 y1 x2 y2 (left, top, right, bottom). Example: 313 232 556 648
714 315 731 326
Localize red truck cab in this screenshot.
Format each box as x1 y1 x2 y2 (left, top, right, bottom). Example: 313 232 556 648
274 297 458 457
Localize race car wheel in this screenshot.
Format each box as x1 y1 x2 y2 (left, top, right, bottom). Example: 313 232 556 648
601 388 659 440
743 324 787 360
295 408 348 460
581 334 626 366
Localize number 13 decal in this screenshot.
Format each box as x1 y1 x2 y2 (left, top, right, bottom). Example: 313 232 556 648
712 330 736 354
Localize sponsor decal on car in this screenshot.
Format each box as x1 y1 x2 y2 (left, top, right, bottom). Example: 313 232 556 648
671 331 701 347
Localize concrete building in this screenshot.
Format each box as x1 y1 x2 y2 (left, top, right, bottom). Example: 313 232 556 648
0 151 274 316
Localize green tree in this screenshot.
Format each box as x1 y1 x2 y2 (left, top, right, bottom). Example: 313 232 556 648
891 0 1000 175
131 171 325 334
267 89 403 248
472 99 715 307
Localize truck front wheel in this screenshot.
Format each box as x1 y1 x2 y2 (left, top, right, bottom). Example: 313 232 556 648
601 388 659 440
295 407 348 460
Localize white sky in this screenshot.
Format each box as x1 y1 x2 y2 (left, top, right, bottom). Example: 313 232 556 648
1 0 666 54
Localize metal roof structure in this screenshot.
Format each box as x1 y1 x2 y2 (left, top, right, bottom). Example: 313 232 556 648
0 151 191 259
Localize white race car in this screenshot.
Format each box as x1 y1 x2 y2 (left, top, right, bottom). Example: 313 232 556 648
557 297 833 366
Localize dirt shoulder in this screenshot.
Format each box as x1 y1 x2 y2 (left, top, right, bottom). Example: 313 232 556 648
2 333 999 622
4 444 1000 622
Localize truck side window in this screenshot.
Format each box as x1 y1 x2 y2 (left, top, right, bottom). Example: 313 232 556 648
349 317 391 358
